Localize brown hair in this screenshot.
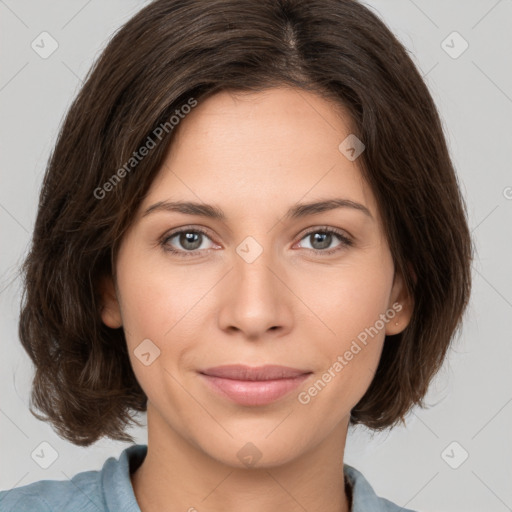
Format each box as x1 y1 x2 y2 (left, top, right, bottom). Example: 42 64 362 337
19 0 473 446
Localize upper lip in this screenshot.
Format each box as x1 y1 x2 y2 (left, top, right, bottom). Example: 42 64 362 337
199 364 311 381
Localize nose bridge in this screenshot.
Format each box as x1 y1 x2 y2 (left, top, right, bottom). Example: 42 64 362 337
236 246 276 297
217 236 292 336
233 238 281 312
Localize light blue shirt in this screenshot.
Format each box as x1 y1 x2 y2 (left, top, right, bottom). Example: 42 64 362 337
0 444 417 511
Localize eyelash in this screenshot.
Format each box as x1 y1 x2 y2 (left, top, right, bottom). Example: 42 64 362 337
160 226 353 258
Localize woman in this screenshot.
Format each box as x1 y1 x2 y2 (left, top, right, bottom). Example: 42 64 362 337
0 0 472 510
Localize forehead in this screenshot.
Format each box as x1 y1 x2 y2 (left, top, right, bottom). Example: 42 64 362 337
142 86 378 222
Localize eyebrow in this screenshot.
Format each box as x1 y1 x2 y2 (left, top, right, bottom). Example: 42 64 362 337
142 198 373 221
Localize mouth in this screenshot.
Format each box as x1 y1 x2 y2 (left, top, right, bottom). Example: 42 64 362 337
198 364 313 406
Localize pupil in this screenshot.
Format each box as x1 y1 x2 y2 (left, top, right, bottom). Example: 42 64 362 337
181 232 201 250
312 232 331 250
177 232 332 251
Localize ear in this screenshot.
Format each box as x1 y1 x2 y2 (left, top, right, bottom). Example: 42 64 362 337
385 267 414 336
97 274 123 328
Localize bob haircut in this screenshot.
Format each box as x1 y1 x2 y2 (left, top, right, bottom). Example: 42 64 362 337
19 0 472 446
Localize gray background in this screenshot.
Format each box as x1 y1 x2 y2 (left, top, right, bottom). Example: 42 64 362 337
1 1 511 511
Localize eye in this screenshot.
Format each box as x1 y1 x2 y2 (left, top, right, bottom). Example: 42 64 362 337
295 227 353 255
161 227 217 257
160 225 353 258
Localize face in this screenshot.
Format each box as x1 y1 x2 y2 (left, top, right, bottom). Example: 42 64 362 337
100 86 412 468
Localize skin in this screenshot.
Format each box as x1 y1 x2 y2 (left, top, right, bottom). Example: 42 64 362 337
100 86 413 512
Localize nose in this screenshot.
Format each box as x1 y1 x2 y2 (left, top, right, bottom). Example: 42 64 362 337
217 246 293 340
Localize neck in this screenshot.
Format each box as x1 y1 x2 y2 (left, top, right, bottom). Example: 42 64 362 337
131 403 351 512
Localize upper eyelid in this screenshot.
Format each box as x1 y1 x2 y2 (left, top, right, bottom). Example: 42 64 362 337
162 225 353 247
162 225 217 242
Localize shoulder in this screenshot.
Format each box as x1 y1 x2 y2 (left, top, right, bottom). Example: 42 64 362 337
0 469 104 512
0 444 147 512
344 464 419 512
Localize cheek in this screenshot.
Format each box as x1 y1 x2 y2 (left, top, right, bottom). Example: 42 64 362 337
295 253 394 398
115 251 200 400
297 257 394 342
296 273 392 417
115 246 208 342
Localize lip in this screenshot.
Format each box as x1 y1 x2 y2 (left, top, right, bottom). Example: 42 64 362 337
198 365 312 406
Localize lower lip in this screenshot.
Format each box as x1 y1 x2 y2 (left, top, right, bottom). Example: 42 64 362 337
199 373 311 406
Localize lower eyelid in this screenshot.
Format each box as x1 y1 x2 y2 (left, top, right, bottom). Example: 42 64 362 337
162 229 216 252
296 230 352 251
161 227 352 255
